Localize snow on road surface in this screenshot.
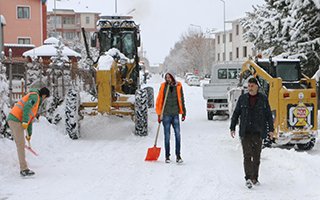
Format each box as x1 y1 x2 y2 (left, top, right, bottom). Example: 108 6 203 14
1 74 320 200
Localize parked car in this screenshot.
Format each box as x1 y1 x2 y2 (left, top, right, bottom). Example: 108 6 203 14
187 76 201 86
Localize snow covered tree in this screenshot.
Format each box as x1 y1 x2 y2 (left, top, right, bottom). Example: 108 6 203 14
0 59 11 139
242 0 320 76
163 29 215 76
0 59 9 113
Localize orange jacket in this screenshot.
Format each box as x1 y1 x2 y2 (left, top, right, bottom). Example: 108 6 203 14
156 82 185 115
10 92 40 125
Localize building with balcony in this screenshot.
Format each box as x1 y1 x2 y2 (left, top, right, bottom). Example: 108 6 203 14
214 18 256 63
47 9 100 43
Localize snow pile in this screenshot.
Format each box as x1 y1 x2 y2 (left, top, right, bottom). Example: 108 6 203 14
97 48 129 70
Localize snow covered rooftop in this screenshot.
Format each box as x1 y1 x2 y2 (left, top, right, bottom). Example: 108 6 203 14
23 44 81 58
43 37 59 45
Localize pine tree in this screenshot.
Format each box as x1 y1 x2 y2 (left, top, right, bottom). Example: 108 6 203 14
242 0 320 75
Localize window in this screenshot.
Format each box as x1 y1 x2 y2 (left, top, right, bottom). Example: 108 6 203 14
236 47 239 58
217 53 220 61
223 34 226 43
63 16 75 24
229 52 233 61
217 35 220 44
18 38 31 44
64 32 76 40
218 69 227 79
86 16 90 24
236 24 239 35
228 69 238 79
223 52 225 61
243 46 247 58
229 33 232 42
17 7 30 19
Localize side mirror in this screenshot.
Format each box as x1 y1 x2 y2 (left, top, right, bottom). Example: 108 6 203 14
91 32 97 48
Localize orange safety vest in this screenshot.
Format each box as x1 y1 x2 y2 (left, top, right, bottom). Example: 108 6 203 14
156 82 184 115
10 92 40 125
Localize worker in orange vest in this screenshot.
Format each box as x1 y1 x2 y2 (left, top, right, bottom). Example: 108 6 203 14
156 72 186 163
7 87 50 177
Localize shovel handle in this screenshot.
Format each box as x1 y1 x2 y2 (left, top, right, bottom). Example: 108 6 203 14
154 85 170 146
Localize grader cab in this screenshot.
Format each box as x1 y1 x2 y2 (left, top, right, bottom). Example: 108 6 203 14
65 15 152 139
230 57 318 150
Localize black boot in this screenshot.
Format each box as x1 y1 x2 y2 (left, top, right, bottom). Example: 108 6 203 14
176 155 183 163
20 169 35 177
165 156 171 163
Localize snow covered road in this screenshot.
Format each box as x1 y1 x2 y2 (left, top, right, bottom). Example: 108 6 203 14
1 74 320 200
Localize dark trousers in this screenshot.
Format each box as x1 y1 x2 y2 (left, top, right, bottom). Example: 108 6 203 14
241 133 262 181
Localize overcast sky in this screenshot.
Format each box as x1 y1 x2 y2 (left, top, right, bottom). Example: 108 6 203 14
47 0 265 64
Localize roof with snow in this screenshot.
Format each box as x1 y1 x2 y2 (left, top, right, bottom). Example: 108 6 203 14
23 44 81 58
44 37 60 45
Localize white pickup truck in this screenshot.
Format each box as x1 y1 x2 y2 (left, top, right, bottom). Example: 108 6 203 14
202 63 241 120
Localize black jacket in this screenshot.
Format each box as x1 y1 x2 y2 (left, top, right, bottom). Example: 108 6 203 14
230 92 274 139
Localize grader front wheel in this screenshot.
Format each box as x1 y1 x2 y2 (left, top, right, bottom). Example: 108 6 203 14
134 89 148 136
65 88 81 139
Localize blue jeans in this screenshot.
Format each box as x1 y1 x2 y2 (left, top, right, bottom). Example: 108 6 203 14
162 115 181 158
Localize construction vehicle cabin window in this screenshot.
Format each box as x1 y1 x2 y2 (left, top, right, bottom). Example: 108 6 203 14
100 31 112 52
276 62 300 81
122 32 135 59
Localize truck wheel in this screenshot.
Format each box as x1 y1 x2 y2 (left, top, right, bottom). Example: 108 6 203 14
207 112 214 120
297 138 316 150
135 89 148 136
65 88 81 140
144 87 154 108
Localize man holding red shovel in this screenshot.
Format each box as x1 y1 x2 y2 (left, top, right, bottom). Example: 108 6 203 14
7 87 50 177
156 72 186 163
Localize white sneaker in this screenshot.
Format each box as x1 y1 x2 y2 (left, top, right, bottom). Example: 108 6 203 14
245 179 253 189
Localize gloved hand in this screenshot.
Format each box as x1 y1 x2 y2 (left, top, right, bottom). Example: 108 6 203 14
25 135 31 142
182 115 186 121
158 115 162 123
22 123 28 130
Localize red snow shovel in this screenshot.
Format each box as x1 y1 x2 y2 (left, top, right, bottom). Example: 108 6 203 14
24 130 39 156
145 86 170 161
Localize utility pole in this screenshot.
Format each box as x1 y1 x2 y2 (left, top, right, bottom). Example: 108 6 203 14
220 0 226 62
8 48 12 106
115 0 118 13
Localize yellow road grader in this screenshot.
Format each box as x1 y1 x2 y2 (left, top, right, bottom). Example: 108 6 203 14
65 15 153 139
230 57 318 150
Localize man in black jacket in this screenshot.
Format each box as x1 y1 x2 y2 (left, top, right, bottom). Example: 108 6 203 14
230 77 274 189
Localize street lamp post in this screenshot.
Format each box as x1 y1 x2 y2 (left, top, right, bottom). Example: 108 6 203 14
220 0 226 62
54 0 57 36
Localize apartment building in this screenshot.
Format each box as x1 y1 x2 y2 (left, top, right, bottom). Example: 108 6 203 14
0 0 47 47
214 18 256 63
47 9 100 42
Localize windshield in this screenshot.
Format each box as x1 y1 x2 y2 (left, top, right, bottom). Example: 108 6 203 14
99 30 136 59
276 62 300 81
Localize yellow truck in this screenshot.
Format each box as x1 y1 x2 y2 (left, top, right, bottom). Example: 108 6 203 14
231 57 318 150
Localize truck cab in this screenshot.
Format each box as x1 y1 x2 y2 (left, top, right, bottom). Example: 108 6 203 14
202 63 241 120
